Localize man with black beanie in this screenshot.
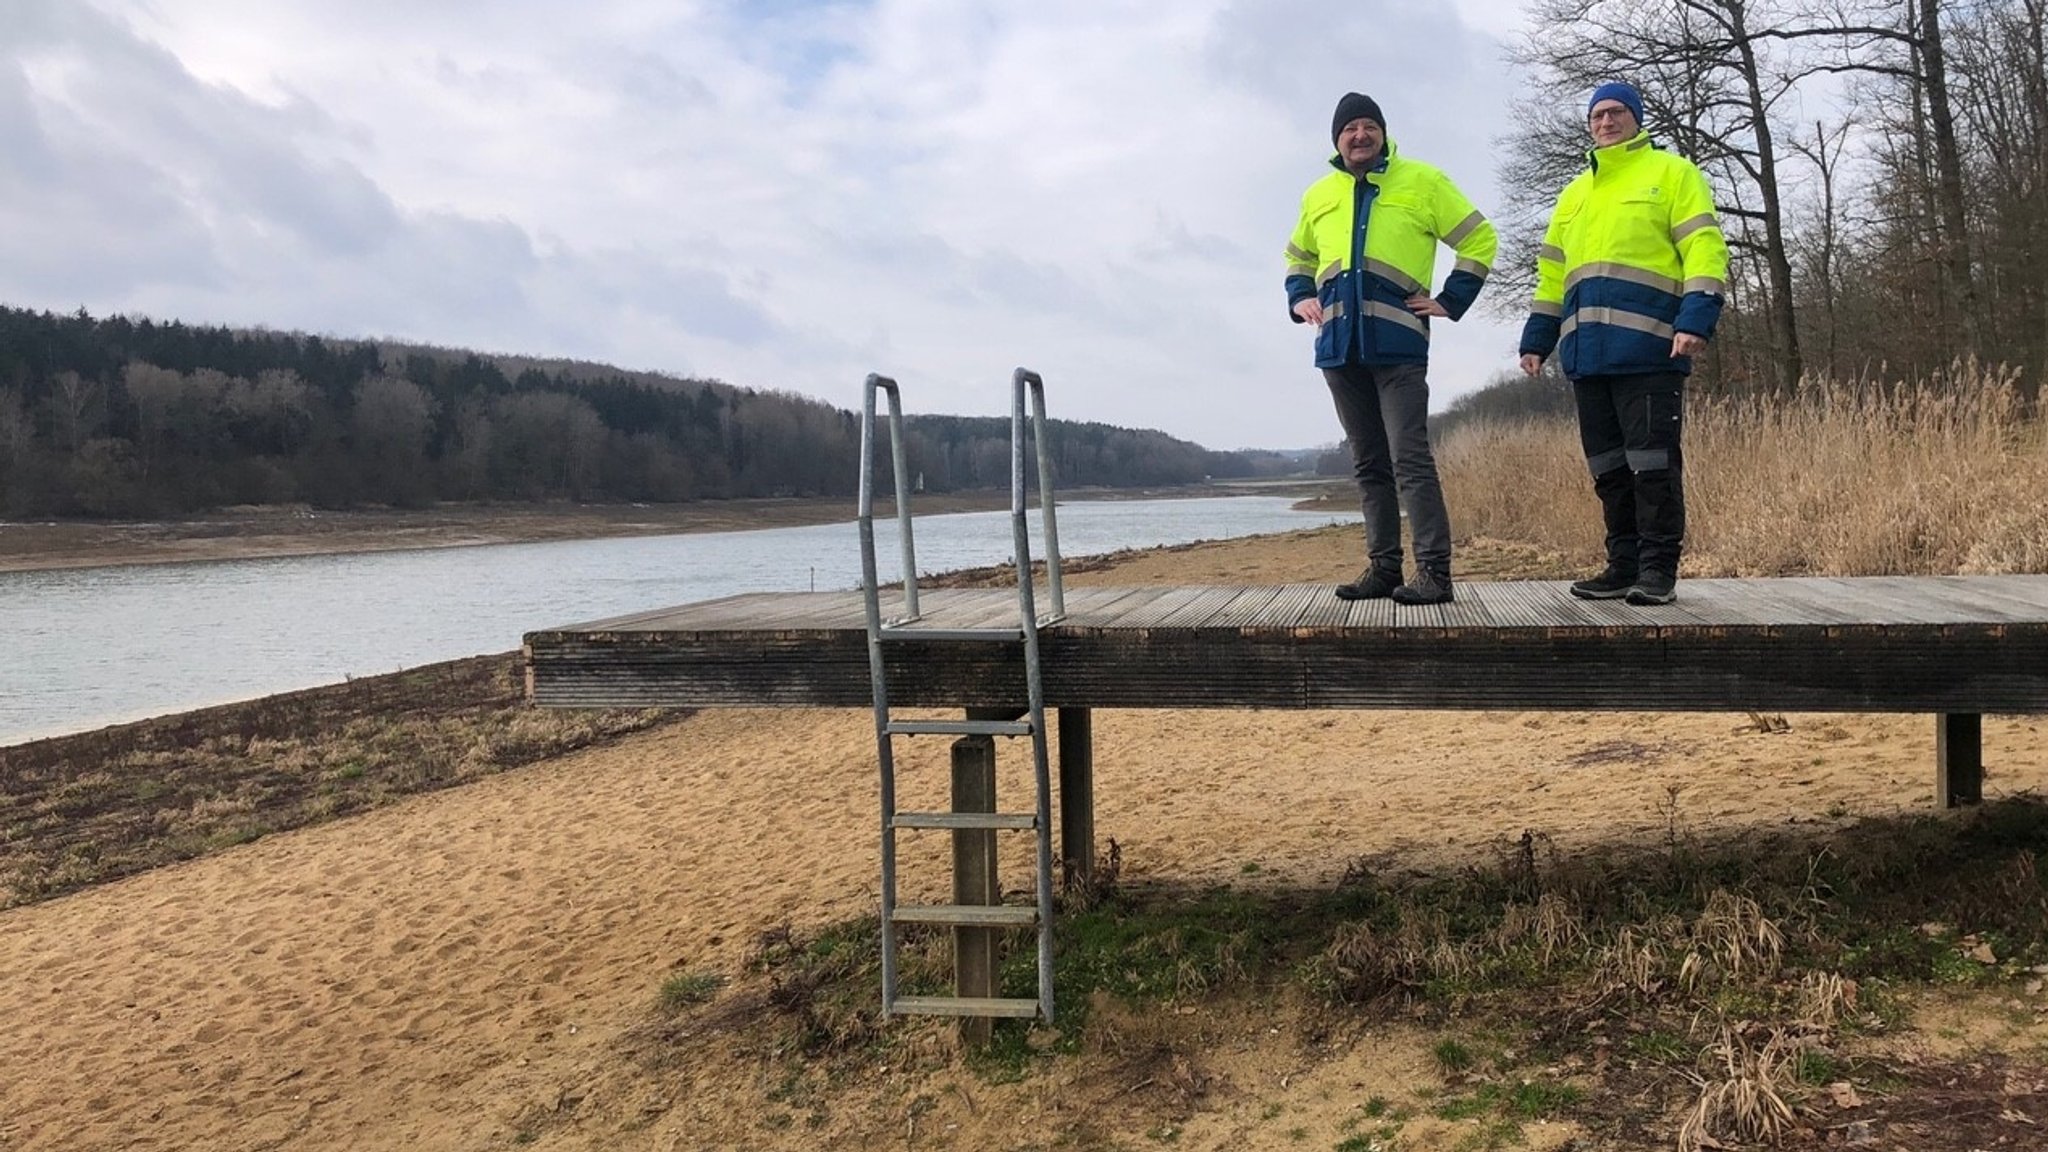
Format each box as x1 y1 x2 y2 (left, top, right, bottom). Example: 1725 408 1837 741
1285 93 1496 605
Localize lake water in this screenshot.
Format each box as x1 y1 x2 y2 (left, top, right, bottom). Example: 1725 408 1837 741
0 496 1353 745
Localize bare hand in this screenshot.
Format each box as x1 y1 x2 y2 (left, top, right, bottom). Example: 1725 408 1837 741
1671 332 1707 358
1292 299 1324 327
1519 353 1544 377
1406 295 1449 318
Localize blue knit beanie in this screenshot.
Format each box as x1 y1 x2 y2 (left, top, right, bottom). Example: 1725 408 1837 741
1588 81 1644 125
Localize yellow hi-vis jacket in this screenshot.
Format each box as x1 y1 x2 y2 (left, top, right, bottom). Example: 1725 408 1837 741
1285 140 1496 367
1518 131 1730 378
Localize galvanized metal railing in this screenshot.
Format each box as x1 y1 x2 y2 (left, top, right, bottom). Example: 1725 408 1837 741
1012 367 1065 624
857 373 920 623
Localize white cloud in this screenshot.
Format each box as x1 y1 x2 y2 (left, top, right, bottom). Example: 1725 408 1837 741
0 0 1535 450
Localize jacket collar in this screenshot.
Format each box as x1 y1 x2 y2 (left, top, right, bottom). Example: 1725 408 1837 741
1587 130 1654 174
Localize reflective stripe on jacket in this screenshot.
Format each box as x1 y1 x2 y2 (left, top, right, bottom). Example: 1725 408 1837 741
1284 140 1497 368
1518 132 1730 379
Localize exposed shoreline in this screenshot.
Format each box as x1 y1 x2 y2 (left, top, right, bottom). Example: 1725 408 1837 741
0 481 1346 574
4 522 2044 1150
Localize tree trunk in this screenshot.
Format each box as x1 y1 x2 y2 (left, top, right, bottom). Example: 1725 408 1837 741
1728 0 1804 387
1918 0 1980 359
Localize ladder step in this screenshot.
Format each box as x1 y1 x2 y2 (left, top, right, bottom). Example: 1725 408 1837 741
892 904 1039 928
892 811 1038 831
878 626 1026 642
886 719 1034 737
892 995 1042 1019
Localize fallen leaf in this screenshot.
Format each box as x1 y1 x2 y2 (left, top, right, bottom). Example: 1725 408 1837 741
1829 1081 1864 1108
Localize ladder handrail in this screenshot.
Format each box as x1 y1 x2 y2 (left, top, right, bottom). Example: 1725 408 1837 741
858 372 920 622
1012 368 1064 621
1010 367 1059 1020
858 373 910 1013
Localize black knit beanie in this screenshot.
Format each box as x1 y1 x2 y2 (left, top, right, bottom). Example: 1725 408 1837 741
1331 92 1385 144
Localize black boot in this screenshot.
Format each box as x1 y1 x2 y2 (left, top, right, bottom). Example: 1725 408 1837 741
1570 563 1638 600
1335 564 1402 601
1626 569 1678 606
1391 567 1454 605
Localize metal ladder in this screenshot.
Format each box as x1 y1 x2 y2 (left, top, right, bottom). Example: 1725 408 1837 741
857 368 1066 1022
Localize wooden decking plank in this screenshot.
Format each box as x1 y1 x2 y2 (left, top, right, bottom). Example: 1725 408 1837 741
1087 587 1182 629
1299 587 1374 630
755 591 890 632
1641 579 1773 627
1060 586 1167 630
1803 577 2000 625
1706 577 1861 627
1473 580 1567 628
557 591 779 633
1504 581 1620 629
1054 586 1145 622
1388 583 1506 630
1111 586 1223 629
1847 575 2017 624
1151 586 1257 630
1203 585 1290 630
920 593 1031 631
1435 583 1505 629
1920 575 2048 620
1247 584 1327 631
603 593 822 634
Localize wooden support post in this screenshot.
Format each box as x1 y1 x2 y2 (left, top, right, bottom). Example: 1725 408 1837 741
951 733 998 1047
1936 713 1983 809
1057 706 1095 889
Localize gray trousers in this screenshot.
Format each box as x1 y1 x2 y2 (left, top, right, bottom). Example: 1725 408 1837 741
1324 362 1452 575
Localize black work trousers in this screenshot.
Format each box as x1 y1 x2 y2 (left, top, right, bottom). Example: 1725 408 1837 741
1571 371 1686 577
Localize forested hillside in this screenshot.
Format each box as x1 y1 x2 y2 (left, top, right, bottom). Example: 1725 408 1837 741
0 308 1294 518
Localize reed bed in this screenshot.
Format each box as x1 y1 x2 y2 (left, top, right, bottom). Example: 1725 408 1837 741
1439 364 2048 576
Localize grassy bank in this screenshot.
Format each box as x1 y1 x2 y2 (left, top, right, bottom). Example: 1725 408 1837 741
650 798 2048 1151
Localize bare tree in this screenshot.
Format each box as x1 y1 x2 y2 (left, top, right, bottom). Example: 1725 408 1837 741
47 371 102 455
1786 118 1854 374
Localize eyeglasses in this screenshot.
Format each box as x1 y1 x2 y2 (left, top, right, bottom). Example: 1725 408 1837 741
1588 107 1634 123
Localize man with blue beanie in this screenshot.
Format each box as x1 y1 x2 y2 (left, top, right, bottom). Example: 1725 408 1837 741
1518 81 1729 606
1286 93 1497 605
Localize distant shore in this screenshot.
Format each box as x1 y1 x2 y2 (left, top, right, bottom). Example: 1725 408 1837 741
0 481 1346 574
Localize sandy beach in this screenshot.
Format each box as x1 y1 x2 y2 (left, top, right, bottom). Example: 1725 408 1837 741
2 529 2043 1150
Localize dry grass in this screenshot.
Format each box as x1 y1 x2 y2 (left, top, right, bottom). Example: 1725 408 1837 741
1440 363 2048 577
1678 1024 1803 1151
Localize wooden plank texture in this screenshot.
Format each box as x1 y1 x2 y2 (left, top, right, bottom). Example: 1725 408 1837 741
526 576 2048 714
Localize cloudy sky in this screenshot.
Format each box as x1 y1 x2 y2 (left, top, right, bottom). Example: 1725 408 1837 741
2 0 1544 450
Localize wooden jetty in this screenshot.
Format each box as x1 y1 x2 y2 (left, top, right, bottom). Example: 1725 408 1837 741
528 574 2048 814
529 369 2048 1024
527 569 2048 1024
